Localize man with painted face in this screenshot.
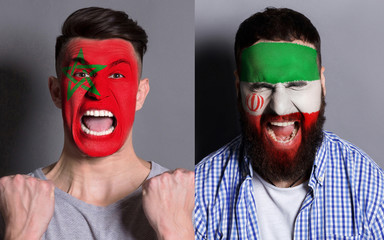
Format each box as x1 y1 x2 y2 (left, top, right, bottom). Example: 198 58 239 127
195 8 384 239
0 7 194 240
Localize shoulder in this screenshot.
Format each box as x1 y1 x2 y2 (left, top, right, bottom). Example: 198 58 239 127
195 135 244 189
323 131 384 224
195 136 246 209
323 131 384 182
195 136 245 237
148 161 169 179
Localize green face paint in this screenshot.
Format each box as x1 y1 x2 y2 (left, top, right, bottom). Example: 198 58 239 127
240 42 319 84
62 48 107 101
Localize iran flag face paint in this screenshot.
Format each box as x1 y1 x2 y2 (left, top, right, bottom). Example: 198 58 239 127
60 38 139 157
239 42 322 165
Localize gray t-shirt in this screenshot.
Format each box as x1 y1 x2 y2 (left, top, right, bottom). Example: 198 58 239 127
1 161 167 240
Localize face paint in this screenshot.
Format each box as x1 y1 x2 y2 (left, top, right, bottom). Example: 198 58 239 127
239 42 322 167
246 93 264 112
240 99 325 182
61 38 139 157
62 49 107 101
240 42 319 84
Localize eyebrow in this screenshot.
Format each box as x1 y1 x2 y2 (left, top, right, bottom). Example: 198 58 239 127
250 82 274 90
110 59 131 67
70 58 130 67
71 57 89 65
285 81 308 87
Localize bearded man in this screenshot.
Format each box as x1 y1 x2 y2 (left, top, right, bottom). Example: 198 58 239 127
0 7 194 240
194 8 384 239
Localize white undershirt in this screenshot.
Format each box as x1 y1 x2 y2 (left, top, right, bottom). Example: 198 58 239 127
252 171 309 240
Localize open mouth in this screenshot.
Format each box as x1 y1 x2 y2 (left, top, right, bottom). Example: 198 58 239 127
266 121 299 144
81 110 116 136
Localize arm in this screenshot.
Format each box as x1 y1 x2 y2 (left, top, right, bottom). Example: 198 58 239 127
0 174 55 240
142 169 194 240
370 200 384 239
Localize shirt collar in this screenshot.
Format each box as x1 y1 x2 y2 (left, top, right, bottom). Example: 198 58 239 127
239 139 253 180
309 131 329 188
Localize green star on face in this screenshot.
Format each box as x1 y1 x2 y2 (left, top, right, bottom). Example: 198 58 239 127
62 48 107 101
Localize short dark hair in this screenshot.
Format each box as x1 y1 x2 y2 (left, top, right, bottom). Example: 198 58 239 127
235 8 321 72
55 7 148 75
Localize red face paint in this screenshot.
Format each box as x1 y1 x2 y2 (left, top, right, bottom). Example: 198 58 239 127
245 111 319 163
61 38 139 157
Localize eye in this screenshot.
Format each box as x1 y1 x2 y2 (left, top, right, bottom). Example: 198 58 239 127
73 71 90 78
286 81 308 90
109 73 125 79
250 82 273 92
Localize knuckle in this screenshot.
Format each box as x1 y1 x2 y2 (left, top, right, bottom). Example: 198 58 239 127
0 178 6 189
173 168 194 180
26 176 38 185
0 176 8 185
144 178 156 189
187 171 195 179
40 181 53 191
162 171 171 177
174 168 184 175
13 174 24 182
143 179 157 192
158 172 171 182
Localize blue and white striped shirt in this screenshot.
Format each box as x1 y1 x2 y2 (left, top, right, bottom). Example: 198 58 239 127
195 131 384 239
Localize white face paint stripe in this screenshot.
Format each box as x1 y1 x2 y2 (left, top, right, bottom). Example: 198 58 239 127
240 80 322 116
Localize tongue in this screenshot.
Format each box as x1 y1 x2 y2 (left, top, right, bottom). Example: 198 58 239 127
270 125 295 140
83 116 113 132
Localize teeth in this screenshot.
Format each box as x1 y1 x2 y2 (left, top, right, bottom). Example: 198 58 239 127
81 123 115 136
81 110 115 136
267 125 298 143
84 110 114 117
270 121 294 127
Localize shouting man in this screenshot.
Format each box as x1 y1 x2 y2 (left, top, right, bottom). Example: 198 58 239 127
0 7 194 240
195 8 384 239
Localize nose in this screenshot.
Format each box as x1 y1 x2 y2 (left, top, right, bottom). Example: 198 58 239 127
85 76 110 100
269 83 294 115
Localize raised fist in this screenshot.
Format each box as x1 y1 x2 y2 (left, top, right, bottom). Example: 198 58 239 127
142 169 194 240
0 174 55 240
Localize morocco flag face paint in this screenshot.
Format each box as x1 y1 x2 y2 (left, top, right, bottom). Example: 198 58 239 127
61 38 139 157
239 42 322 161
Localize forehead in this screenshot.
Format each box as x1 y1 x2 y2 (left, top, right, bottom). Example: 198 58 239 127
240 40 319 84
63 38 138 64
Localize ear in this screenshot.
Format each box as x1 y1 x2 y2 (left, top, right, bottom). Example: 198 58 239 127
48 76 62 109
136 78 150 111
234 70 240 97
320 66 326 96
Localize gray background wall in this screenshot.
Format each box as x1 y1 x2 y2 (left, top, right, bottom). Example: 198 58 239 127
196 0 384 168
0 0 194 176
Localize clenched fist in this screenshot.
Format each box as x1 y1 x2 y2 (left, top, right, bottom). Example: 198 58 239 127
142 169 194 240
0 174 55 240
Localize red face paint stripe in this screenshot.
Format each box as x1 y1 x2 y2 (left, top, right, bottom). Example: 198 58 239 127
244 111 320 164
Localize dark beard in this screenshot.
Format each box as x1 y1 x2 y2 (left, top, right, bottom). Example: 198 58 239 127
239 96 326 183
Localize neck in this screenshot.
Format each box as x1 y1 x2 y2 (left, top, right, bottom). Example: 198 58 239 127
265 174 308 188
43 133 151 206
